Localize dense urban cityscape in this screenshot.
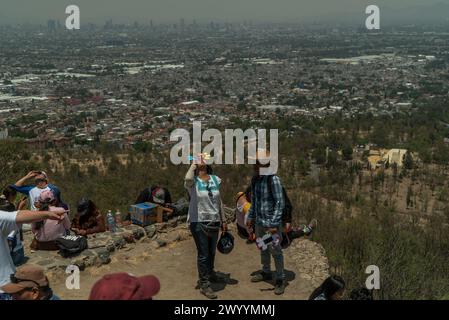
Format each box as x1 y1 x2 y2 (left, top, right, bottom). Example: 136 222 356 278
1 22 448 153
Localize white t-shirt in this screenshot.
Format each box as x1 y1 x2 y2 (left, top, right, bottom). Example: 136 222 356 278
29 186 51 211
0 211 18 288
187 175 222 223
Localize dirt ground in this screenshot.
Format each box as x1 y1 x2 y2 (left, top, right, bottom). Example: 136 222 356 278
49 233 317 300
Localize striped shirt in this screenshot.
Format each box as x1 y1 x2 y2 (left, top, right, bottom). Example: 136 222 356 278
247 175 285 228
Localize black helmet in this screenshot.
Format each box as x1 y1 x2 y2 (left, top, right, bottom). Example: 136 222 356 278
217 232 234 254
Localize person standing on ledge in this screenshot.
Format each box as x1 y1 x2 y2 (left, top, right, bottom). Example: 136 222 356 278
246 149 287 295
185 154 227 299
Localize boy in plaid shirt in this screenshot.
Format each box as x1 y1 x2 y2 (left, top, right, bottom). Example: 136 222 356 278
247 150 287 295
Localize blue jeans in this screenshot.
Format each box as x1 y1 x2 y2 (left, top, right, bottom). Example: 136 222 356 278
11 247 25 266
190 222 220 288
255 224 285 281
0 293 12 300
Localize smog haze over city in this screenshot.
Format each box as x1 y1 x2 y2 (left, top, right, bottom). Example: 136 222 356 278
1 0 449 24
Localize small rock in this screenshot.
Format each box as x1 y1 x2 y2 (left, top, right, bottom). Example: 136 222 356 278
112 237 126 249
106 243 116 252
70 258 86 271
156 240 167 247
93 247 110 265
35 259 55 267
132 228 145 240
123 234 135 243
144 225 157 238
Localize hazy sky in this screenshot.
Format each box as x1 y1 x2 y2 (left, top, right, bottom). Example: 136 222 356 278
0 0 447 24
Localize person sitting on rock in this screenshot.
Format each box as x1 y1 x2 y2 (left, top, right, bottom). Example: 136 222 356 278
128 186 174 223
9 171 66 211
135 185 172 206
1 264 60 300
31 190 71 251
71 198 106 236
235 191 256 242
309 275 346 300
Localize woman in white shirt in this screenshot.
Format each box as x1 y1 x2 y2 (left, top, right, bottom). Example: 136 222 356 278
185 157 227 299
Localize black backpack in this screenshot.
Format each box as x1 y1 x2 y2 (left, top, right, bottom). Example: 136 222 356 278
250 175 293 224
56 235 88 258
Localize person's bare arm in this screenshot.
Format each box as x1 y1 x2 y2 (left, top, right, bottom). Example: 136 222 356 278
184 164 197 189
17 197 28 210
15 210 66 224
219 197 228 231
15 171 37 187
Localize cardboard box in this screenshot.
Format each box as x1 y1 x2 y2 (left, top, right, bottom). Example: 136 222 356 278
129 202 158 227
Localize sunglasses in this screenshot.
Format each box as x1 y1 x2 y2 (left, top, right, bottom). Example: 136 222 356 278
10 274 41 288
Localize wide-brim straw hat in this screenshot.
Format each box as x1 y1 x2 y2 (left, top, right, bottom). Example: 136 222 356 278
248 149 272 162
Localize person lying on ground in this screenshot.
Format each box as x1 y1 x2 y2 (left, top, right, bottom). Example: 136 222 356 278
30 190 71 251
1 264 60 300
71 198 106 236
280 219 318 249
89 272 160 300
0 209 66 300
9 171 66 210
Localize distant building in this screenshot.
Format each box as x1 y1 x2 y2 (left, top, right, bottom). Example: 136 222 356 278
47 19 56 31
383 149 408 167
367 155 384 170
26 138 48 149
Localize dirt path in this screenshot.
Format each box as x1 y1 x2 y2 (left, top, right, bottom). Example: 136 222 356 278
49 230 326 300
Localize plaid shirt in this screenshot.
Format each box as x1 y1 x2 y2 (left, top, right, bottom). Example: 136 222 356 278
247 175 285 228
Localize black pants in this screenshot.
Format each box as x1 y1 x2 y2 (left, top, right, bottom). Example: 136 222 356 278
190 222 220 288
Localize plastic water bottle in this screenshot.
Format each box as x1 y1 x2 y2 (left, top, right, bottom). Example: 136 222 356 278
107 210 116 233
115 209 122 225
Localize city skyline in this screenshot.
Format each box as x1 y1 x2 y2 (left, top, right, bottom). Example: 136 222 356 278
0 0 448 25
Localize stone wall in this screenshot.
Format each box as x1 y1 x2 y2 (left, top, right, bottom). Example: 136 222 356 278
23 215 190 272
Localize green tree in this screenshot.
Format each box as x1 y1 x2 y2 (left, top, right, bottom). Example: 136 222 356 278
342 145 353 161
406 185 413 208
403 151 414 170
